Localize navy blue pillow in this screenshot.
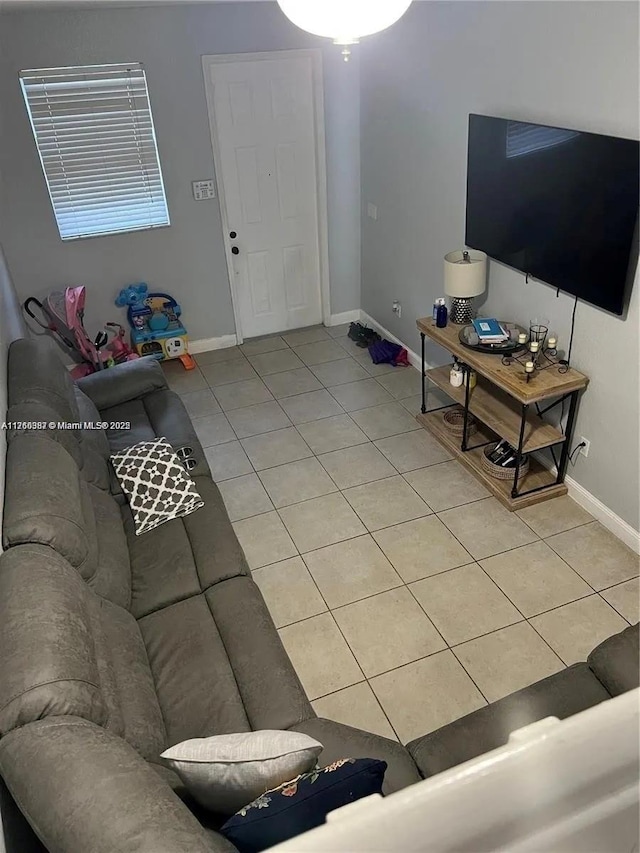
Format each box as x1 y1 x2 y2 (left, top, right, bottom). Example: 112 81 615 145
220 758 386 853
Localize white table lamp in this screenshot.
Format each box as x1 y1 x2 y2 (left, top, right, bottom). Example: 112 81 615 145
444 249 487 324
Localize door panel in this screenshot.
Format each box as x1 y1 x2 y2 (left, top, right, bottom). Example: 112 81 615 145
206 54 323 338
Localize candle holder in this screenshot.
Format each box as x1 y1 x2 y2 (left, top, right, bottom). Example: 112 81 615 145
502 342 569 377
529 318 549 350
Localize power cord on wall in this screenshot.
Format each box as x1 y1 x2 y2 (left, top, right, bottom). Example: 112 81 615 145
557 295 579 433
566 294 579 366
568 440 586 466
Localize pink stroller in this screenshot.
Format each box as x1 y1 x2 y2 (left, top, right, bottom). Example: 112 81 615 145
24 286 137 379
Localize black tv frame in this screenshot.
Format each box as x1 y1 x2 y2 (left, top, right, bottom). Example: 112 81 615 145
465 113 640 317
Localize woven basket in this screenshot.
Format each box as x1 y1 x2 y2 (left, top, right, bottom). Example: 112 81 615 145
481 442 530 480
443 406 477 437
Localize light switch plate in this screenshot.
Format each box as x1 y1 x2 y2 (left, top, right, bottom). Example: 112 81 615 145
192 179 216 200
367 202 378 220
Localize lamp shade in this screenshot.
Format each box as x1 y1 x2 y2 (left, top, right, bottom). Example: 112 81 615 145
444 249 487 298
277 0 412 45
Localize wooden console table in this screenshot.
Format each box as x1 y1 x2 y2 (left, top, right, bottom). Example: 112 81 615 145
416 318 589 511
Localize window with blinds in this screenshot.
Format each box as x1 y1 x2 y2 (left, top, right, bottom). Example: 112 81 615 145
20 63 170 240
506 121 579 159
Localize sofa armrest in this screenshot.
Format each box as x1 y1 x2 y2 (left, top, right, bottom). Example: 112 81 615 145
76 357 167 410
0 716 233 853
406 663 610 779
588 623 639 697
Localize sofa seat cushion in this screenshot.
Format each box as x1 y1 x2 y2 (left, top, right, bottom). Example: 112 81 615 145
102 389 210 478
588 623 639 697
406 662 611 778
288 718 421 795
205 578 313 732
138 578 314 748
124 475 250 618
139 594 252 746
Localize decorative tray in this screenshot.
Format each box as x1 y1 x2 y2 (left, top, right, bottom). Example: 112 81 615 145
458 322 528 355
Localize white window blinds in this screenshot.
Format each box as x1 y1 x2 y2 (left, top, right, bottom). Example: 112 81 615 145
506 121 579 159
20 63 170 240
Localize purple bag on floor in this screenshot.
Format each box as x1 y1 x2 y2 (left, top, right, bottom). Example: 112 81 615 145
368 339 403 365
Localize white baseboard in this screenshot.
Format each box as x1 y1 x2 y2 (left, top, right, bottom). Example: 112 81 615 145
188 334 237 354
361 310 640 553
359 310 423 370
326 310 361 327
564 475 640 555
531 449 640 555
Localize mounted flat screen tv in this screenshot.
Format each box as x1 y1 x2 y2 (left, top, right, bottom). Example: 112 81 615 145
465 114 639 316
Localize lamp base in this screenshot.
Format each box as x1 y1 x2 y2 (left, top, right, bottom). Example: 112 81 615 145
450 297 474 325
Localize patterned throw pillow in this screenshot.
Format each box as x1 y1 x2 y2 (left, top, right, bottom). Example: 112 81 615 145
220 758 387 853
111 437 204 535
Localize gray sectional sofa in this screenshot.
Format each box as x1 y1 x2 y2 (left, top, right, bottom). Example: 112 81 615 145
0 336 637 853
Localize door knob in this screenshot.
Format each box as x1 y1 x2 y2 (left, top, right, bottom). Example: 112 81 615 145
229 231 237 239
231 246 239 255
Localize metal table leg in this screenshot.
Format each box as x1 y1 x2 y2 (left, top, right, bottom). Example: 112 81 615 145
556 390 580 484
511 403 529 499
461 365 471 452
420 332 427 414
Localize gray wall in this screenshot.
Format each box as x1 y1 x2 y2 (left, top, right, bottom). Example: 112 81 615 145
0 2 361 341
360 0 640 529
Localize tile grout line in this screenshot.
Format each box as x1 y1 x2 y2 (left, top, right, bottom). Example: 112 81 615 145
293 552 405 742
470 557 575 668
179 333 629 724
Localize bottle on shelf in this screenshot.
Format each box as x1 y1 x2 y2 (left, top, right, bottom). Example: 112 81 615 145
450 360 463 387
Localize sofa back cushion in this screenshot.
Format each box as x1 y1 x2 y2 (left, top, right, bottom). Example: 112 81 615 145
0 544 167 759
0 544 106 735
7 337 114 492
3 433 131 608
0 717 222 853
8 337 77 422
3 434 90 567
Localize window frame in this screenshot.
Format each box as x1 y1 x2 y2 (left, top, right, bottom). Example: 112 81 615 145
19 62 170 241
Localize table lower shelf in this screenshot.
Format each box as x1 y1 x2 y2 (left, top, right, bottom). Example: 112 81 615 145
416 410 567 511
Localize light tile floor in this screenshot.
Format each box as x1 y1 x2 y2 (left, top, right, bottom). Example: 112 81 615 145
164 325 640 744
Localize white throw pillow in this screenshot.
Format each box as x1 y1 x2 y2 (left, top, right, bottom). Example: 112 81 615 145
111 437 204 535
160 730 323 815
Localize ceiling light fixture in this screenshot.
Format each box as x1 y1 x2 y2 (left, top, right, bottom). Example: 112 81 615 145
277 0 413 61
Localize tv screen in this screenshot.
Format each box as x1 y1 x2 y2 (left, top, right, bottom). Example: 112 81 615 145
465 114 639 316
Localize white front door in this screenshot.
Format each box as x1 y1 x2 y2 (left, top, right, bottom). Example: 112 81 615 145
204 52 325 339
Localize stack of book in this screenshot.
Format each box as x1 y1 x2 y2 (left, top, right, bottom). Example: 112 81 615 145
472 318 509 343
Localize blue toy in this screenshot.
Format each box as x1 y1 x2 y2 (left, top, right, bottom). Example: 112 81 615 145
115 283 195 370
115 283 148 310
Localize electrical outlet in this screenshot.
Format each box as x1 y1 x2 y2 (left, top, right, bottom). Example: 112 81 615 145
579 436 590 458
392 300 402 318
